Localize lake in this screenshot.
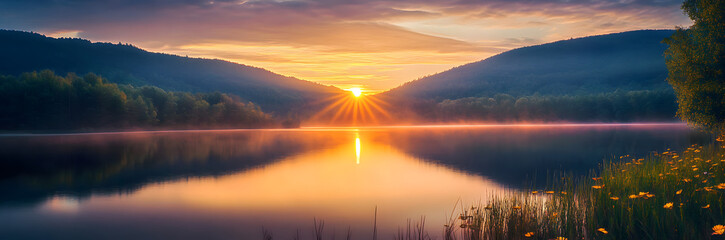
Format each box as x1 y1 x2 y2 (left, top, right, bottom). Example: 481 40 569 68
0 124 710 239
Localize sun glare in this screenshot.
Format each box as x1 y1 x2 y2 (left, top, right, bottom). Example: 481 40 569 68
349 88 362 97
309 87 392 125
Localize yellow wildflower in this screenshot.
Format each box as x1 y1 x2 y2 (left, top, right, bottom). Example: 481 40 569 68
610 197 619 200
524 232 534 237
545 191 554 194
703 204 710 209
592 185 604 189
664 202 674 209
713 225 725 235
597 228 608 234
629 195 638 199
717 183 725 189
676 189 682 195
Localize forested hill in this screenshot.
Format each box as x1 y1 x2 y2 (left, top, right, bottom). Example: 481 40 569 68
383 30 675 100
0 30 342 113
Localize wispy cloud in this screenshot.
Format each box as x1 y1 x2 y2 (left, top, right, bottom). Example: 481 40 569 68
0 0 691 91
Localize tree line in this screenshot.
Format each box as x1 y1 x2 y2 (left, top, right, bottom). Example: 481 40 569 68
0 70 276 130
424 90 678 122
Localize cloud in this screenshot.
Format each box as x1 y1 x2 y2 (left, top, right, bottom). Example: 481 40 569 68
0 0 692 91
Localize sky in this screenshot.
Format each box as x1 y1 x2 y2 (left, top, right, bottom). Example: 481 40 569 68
0 0 692 92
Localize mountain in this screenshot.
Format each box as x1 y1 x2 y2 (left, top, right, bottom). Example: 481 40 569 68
383 30 675 101
0 30 342 113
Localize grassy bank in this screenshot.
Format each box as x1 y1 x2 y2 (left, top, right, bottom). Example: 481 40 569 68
447 140 725 240
260 141 725 240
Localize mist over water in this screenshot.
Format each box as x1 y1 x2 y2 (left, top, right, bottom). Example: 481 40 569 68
0 124 710 239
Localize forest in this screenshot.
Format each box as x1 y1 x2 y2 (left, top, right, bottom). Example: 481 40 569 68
0 29 340 113
0 30 690 130
390 90 678 122
0 70 277 130
384 30 674 101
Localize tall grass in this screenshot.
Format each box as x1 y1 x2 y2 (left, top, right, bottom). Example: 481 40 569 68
447 142 725 240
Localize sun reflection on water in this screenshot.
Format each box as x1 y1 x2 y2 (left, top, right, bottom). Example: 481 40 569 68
356 135 361 165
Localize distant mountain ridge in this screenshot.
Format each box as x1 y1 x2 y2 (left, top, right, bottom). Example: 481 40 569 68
0 30 342 113
383 30 675 100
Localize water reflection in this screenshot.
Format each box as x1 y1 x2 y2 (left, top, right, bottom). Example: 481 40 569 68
0 124 711 239
0 131 346 205
383 124 710 187
356 132 361 165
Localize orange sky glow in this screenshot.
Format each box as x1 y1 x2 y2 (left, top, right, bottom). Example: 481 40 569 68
1 0 692 92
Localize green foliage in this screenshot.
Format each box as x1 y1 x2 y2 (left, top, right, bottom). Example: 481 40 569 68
664 0 725 134
432 91 677 122
0 70 274 130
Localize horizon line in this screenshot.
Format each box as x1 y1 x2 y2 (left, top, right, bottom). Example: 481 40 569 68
0 122 688 137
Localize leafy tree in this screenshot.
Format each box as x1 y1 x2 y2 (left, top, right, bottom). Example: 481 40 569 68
663 0 725 134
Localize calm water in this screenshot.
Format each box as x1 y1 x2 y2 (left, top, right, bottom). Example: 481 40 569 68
0 124 710 239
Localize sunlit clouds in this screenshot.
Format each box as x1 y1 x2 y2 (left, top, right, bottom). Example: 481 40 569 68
0 0 692 91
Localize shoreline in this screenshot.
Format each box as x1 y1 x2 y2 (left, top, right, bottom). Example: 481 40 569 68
0 122 689 136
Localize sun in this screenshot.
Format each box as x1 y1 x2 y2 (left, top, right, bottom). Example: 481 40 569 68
309 86 392 125
348 88 362 97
